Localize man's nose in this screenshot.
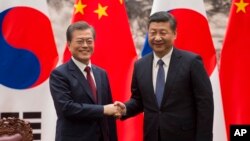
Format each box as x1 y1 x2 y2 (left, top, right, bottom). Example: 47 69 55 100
155 34 162 41
82 41 88 47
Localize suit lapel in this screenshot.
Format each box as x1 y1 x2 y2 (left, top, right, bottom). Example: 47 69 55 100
68 60 96 103
143 54 159 108
92 65 103 105
161 48 182 107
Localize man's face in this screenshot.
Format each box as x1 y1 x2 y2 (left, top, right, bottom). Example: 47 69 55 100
68 29 94 64
148 22 176 58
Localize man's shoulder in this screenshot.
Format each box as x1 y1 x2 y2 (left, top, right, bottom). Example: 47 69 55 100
174 47 199 59
54 62 69 71
51 60 72 76
92 64 107 73
136 52 153 64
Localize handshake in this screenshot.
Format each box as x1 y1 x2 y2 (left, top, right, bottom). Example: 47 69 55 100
103 101 126 119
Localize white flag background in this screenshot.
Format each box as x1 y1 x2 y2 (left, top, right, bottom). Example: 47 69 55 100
0 0 58 140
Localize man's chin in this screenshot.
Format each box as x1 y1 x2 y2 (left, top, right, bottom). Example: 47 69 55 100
153 47 165 52
74 56 91 64
81 57 90 61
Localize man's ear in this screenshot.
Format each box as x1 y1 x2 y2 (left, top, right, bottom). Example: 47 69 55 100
67 41 71 47
174 30 177 40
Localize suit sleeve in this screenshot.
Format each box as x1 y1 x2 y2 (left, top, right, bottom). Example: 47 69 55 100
191 56 214 141
123 61 144 119
49 69 104 120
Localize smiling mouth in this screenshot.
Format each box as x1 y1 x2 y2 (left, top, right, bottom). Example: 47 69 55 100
153 41 164 44
154 43 164 47
79 50 90 52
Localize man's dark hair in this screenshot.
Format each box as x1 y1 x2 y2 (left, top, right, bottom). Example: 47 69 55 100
66 21 96 42
148 11 177 32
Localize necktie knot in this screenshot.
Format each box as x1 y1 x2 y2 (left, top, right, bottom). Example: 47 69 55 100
157 59 164 66
84 66 91 73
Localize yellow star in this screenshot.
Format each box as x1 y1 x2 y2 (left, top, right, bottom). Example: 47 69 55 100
74 0 87 15
119 0 123 4
94 3 108 19
234 0 249 13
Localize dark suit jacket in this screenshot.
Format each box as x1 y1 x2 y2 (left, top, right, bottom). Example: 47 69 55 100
124 48 214 141
49 59 117 141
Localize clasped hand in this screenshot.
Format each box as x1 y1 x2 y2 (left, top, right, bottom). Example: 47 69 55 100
103 101 126 119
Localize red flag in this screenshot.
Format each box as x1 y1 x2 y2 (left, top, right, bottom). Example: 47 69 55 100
63 0 141 141
220 0 250 137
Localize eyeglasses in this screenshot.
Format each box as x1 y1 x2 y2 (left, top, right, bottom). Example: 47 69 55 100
74 39 94 46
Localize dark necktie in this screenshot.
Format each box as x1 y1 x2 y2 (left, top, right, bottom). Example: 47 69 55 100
155 59 165 107
84 66 97 102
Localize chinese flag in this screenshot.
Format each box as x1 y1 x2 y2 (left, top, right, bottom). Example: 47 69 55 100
220 0 250 138
63 0 142 141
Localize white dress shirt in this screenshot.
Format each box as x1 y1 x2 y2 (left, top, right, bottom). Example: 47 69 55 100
71 57 96 86
152 48 173 93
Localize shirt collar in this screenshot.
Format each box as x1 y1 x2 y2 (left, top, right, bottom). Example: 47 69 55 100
71 57 92 72
153 47 173 67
